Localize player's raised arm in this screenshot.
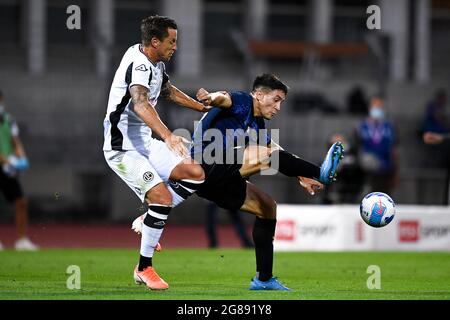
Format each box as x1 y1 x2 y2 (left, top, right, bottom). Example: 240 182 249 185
163 81 211 112
196 88 232 109
130 84 188 157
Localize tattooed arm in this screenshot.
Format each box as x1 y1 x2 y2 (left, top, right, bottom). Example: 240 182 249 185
131 84 171 140
161 81 211 112
131 84 189 157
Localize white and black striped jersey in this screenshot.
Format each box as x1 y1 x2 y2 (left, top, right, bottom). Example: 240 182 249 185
103 44 169 152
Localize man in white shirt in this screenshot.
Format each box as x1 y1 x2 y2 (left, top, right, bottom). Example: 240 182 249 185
103 15 209 290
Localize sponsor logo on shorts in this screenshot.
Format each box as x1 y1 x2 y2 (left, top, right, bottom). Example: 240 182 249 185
143 171 154 182
134 187 142 195
169 180 180 189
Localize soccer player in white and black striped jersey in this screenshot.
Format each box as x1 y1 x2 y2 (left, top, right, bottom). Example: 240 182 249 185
103 16 211 290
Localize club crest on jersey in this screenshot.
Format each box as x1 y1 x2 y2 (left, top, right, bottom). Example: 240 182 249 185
135 64 148 72
143 171 154 182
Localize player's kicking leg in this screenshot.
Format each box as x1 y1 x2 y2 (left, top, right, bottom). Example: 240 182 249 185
318 141 345 184
239 141 344 185
131 139 338 233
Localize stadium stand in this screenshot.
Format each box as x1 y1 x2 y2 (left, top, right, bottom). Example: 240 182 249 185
0 0 449 224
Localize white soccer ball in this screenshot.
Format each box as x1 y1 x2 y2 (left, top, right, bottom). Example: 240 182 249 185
360 192 396 228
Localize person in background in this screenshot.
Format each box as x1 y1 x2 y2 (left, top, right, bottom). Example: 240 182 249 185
422 89 449 134
0 89 38 251
205 202 253 249
423 131 450 205
355 96 399 195
421 91 450 184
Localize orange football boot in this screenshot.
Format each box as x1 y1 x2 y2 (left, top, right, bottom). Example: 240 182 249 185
134 266 169 290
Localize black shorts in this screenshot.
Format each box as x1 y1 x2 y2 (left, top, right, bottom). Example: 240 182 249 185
196 149 247 211
0 168 24 202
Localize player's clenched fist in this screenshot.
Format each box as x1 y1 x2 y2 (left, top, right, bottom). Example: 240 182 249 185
196 88 211 106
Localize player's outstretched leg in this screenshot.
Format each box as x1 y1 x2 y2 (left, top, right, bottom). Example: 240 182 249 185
241 144 343 188
318 141 344 185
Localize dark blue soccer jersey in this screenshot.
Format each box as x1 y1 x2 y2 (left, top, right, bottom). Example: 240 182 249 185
190 91 271 158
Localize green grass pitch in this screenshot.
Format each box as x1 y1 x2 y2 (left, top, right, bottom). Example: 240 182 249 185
0 249 449 300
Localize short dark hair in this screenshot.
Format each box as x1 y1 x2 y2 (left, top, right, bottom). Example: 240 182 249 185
252 74 289 95
141 15 177 46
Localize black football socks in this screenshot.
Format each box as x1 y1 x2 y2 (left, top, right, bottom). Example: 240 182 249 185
252 217 277 282
270 149 320 179
138 255 152 271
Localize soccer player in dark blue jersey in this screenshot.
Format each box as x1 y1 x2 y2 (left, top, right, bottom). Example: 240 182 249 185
188 74 344 290
133 74 343 290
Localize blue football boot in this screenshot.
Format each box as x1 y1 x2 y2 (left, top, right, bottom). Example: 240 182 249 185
249 276 290 291
319 141 344 185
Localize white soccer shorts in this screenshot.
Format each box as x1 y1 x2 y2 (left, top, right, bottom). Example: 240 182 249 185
104 138 186 203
